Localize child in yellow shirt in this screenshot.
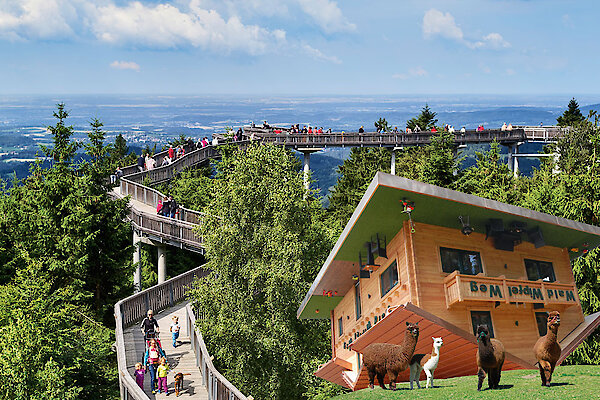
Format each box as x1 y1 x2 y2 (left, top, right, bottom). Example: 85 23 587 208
157 357 170 394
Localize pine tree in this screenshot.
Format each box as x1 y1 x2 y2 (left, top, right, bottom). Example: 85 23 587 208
406 104 438 131
557 98 586 127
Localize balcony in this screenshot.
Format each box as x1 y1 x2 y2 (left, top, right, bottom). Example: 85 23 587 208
443 271 579 308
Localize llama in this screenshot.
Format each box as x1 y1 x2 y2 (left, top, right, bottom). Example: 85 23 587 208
533 311 561 387
362 322 420 390
409 337 444 389
475 324 505 391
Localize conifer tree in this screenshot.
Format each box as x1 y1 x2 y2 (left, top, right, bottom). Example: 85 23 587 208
406 104 438 131
557 98 586 127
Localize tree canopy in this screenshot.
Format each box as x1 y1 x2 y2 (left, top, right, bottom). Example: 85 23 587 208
189 144 341 400
406 104 438 131
557 98 586 127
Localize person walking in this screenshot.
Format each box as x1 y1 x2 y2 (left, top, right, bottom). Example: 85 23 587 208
134 362 145 390
168 195 178 218
140 309 159 338
144 339 166 394
157 357 170 394
170 316 180 348
137 153 145 172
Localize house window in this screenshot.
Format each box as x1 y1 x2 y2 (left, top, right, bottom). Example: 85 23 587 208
525 259 556 282
471 311 495 338
380 261 399 297
440 247 483 275
355 282 362 320
535 312 548 336
338 317 343 337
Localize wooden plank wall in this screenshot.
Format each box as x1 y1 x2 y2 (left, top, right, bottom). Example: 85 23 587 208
332 227 411 369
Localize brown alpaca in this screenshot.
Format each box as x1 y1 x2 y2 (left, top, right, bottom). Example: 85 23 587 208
475 324 505 391
533 311 561 387
362 322 420 390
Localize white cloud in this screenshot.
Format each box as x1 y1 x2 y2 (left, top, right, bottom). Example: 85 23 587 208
301 44 341 64
505 68 516 76
392 67 428 80
423 9 510 50
423 9 463 41
0 0 78 40
110 60 140 71
93 0 286 54
471 33 510 49
296 0 355 33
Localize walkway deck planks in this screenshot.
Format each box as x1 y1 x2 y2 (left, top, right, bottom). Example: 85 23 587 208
123 302 208 399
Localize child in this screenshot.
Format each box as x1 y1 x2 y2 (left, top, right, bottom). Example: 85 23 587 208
170 316 180 348
134 362 145 390
157 357 170 394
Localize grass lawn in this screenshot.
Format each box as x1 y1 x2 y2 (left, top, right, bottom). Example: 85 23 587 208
329 365 600 400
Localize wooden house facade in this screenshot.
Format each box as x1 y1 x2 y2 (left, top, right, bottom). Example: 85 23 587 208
297 173 600 390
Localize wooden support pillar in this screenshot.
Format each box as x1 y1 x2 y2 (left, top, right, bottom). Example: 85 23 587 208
157 245 167 284
133 230 142 293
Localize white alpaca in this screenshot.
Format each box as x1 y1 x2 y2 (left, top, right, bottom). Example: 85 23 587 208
409 337 443 389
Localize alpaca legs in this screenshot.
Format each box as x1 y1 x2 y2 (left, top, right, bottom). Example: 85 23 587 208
487 368 495 389
495 361 503 389
477 368 486 391
376 372 387 390
538 364 547 386
539 360 553 387
409 365 422 389
425 369 433 388
368 369 376 389
388 372 398 391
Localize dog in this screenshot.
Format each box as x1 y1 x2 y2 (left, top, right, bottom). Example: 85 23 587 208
173 372 191 396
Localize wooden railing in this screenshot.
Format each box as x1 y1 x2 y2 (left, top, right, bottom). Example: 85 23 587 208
520 126 568 142
186 303 248 400
444 271 579 308
114 265 208 399
247 128 527 148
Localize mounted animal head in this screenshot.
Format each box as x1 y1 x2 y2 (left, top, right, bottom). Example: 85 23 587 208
432 337 443 349
547 311 560 328
406 321 420 338
476 324 491 343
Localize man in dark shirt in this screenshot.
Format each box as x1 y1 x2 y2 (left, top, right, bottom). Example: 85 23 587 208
140 309 159 337
137 154 145 172
358 126 365 133
169 195 178 218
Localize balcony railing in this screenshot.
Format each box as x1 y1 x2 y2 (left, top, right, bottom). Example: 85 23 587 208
443 271 579 308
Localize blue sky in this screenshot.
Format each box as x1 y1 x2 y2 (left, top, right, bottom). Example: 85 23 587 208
1 0 599 95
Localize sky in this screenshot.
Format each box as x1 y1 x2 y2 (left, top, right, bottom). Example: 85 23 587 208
1 0 599 95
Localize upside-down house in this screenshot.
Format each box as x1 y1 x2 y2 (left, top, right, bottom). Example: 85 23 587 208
297 172 600 390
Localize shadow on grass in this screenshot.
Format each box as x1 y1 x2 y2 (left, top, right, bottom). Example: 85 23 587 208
480 384 514 390
548 382 572 387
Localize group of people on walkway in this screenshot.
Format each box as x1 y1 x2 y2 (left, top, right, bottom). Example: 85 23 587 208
157 195 179 218
135 309 182 395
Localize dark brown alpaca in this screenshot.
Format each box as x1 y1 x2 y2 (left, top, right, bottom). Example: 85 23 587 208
362 322 419 390
533 311 561 387
475 324 505 391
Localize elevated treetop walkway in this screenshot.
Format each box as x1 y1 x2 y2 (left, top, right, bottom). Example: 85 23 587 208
113 124 569 399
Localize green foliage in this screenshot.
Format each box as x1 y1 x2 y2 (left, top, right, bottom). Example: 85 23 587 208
454 140 524 204
0 253 118 399
406 104 438 131
159 166 214 211
107 133 135 169
326 147 391 236
40 103 80 166
374 118 391 133
190 144 341 400
418 131 458 187
1 105 133 324
557 98 585 127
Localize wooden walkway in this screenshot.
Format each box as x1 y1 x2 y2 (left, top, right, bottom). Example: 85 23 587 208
123 302 208 399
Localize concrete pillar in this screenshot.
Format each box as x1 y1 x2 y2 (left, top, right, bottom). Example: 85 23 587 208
552 151 560 174
133 231 142 293
390 150 396 175
157 245 167 284
303 151 311 191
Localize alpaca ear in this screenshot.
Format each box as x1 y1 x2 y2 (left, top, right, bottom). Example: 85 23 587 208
432 337 435 340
